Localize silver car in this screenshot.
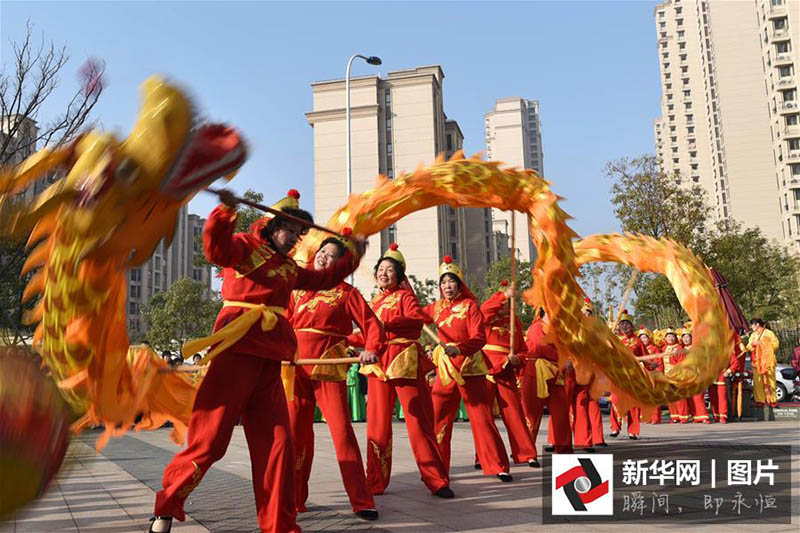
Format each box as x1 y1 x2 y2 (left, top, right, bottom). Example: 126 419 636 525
743 357 797 403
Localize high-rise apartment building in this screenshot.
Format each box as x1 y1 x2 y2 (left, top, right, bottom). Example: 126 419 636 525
126 205 213 335
306 65 493 294
485 97 544 263
654 0 798 250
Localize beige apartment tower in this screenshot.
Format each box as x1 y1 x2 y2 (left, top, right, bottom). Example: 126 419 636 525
306 65 493 295
654 0 799 251
485 97 544 262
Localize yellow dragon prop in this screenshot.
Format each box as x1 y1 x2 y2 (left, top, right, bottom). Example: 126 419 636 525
0 77 246 448
1 79 731 453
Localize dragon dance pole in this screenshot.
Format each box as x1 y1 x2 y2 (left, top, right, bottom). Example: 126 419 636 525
509 212 517 356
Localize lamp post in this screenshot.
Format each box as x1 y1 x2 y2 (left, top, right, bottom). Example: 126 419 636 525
345 54 381 286
345 54 382 197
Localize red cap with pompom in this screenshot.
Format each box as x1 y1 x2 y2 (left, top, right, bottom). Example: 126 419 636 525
443 255 452 264
500 280 509 287
341 227 352 236
389 242 398 251
287 189 300 199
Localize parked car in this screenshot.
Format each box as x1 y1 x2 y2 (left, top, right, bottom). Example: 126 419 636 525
743 357 797 403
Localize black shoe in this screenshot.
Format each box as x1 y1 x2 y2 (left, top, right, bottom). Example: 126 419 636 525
629 435 639 440
528 459 541 468
356 509 379 521
610 431 620 438
497 472 514 482
595 442 608 447
582 447 595 453
544 445 555 452
434 486 455 498
149 516 172 533
473 462 482 470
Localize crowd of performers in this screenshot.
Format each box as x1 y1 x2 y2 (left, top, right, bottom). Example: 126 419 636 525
148 190 781 533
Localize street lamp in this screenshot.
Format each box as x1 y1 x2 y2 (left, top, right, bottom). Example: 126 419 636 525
345 54 382 198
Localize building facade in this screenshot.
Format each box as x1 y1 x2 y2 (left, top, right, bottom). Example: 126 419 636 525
126 205 213 335
306 65 493 294
484 97 544 263
654 0 799 251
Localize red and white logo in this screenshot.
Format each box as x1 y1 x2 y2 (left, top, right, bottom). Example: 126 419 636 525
552 454 614 515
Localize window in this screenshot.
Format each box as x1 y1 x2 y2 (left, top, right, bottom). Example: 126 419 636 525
666 83 672 90
685 102 692 110
449 220 456 238
386 143 392 156
154 272 161 286
660 21 666 29
686 114 693 122
665 72 671 79
681 66 688 74
679 42 686 50
774 18 787 31
192 268 202 281
675 7 682 14
446 134 453 152
779 65 794 78
776 41 790 54
385 117 392 130
677 18 683 27
677 30 685 39
688 126 695 134
449 243 457 260
130 269 141 282
667 93 673 100
680 54 687 62
788 138 800 150
792 163 800 177
130 285 140 298
772 0 784 6
787 114 799 126
658 11 665 19
129 302 138 315
683 90 691 97
384 89 391 104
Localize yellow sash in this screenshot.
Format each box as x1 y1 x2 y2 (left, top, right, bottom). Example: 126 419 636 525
483 344 510 353
432 345 465 386
182 301 285 364
359 337 418 381
534 359 560 398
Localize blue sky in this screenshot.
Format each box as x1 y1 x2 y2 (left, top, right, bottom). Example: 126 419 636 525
2 1 662 238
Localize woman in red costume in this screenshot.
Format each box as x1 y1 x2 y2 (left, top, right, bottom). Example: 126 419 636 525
355 244 453 498
664 328 689 423
479 280 539 467
523 307 573 454
609 311 645 439
563 298 606 452
681 326 711 423
426 256 512 481
149 190 365 533
287 235 384 521
637 326 664 424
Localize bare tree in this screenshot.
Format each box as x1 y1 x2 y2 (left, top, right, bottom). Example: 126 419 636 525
0 22 105 346
0 20 104 164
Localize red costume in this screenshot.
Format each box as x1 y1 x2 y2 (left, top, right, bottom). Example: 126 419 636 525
154 201 359 533
682 332 710 423
355 245 450 496
637 327 664 424
523 318 573 454
426 259 510 477
287 281 383 513
479 289 538 463
568 298 605 448
665 341 689 422
727 333 747 421
610 328 645 438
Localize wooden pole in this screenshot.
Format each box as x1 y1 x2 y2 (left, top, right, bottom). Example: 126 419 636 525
207 187 349 239
610 269 639 333
282 357 360 366
509 212 517 356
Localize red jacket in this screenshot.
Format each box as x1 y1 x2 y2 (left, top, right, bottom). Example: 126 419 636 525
288 282 385 375
643 342 664 372
204 204 359 362
424 294 487 372
351 286 431 375
525 320 558 363
618 332 647 358
480 291 527 375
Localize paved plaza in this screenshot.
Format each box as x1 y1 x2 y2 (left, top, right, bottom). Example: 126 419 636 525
2 416 798 532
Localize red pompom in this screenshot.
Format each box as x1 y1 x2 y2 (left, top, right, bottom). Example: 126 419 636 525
584 297 591 303
389 242 399 251
287 189 300 199
500 280 509 286
341 227 352 236
638 324 646 329
623 309 629 313
443 255 452 264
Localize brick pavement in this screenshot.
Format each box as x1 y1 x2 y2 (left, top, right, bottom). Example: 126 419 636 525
2 416 798 532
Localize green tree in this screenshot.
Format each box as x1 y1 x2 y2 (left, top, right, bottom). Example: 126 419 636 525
408 275 438 307
484 256 535 329
141 278 222 351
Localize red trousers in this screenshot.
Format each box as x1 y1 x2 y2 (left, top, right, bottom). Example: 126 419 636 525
649 405 663 424
688 393 710 422
571 383 597 447
521 367 573 454
366 373 449 495
288 373 373 513
669 399 689 423
154 352 299 533
432 375 511 475
588 398 605 445
486 367 537 462
610 394 641 437
709 377 728 422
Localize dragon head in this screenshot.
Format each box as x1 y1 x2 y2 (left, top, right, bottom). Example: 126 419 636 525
1 76 246 265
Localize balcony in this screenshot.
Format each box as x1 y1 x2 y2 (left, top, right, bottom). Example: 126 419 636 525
787 150 800 161
786 125 800 137
775 52 793 65
781 101 799 113
772 28 790 41
768 5 787 18
777 77 795 87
